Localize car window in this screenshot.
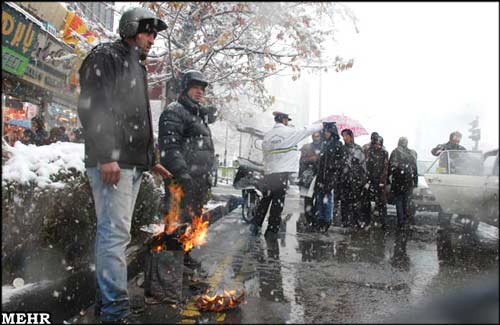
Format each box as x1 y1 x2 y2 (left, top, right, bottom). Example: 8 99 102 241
426 154 447 174
417 161 433 175
483 154 498 176
449 151 483 176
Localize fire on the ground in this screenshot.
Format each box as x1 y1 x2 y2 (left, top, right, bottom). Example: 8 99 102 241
195 289 246 312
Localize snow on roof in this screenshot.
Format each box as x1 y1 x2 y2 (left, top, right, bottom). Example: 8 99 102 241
2 141 85 189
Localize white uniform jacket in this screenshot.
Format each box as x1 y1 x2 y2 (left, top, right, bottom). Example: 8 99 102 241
262 122 323 175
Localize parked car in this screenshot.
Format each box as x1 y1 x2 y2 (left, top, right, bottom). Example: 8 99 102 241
410 160 441 216
424 149 499 232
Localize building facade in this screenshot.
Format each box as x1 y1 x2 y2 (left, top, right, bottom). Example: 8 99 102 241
70 2 115 32
2 2 81 142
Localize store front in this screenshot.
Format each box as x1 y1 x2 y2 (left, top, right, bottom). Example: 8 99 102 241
2 2 79 142
2 74 47 145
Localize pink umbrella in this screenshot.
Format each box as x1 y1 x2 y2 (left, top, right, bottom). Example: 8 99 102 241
315 114 368 137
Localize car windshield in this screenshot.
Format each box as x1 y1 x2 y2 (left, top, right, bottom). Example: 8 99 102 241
427 150 484 175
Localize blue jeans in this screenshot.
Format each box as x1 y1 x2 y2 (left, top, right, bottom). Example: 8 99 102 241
87 167 143 321
314 190 333 223
394 192 411 226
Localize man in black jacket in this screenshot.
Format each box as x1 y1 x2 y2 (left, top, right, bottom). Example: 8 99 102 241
158 69 217 269
298 132 321 223
388 137 418 228
431 131 467 172
339 129 367 228
431 131 466 156
361 135 389 229
77 7 170 324
312 122 345 232
30 116 48 146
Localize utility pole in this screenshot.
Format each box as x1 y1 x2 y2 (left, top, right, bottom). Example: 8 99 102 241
468 116 480 150
224 123 228 166
318 66 323 120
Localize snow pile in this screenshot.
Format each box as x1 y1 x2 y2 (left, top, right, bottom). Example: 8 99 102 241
2 142 85 188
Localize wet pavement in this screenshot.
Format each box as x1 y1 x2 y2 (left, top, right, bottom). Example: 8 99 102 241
72 184 498 324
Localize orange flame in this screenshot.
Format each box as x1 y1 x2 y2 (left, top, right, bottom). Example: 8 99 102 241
179 215 209 252
163 183 184 234
195 289 246 312
161 183 209 252
152 244 163 252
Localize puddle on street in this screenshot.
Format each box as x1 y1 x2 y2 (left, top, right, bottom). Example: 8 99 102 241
229 206 498 323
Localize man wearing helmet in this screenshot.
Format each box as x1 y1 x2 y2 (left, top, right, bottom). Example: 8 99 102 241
77 7 170 324
158 69 217 272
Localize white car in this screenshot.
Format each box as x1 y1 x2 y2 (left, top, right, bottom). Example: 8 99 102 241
424 149 499 231
410 161 441 215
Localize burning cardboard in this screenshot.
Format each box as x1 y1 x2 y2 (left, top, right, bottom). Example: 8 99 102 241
195 289 246 312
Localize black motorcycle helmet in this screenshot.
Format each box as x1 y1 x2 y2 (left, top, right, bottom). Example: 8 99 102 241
118 7 167 39
180 69 208 94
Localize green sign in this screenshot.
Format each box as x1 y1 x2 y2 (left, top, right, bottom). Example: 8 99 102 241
2 46 29 76
2 3 40 56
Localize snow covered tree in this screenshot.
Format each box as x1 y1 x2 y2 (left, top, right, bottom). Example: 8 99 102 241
137 2 358 120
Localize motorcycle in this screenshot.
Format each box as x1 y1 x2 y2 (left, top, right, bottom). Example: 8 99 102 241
232 125 266 224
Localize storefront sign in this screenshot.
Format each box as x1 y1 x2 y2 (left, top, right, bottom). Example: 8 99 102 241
2 46 29 76
22 63 66 95
2 3 40 55
31 31 74 74
2 3 41 76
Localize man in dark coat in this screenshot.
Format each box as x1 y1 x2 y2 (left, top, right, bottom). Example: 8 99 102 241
312 122 345 232
158 69 217 271
158 69 216 220
388 137 418 228
431 131 466 156
298 131 321 222
77 7 170 323
30 116 48 146
431 131 467 173
361 135 389 229
339 129 367 228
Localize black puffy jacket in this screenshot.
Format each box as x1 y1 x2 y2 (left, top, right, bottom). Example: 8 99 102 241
388 146 418 195
77 40 156 170
158 94 215 179
316 133 345 193
339 142 367 201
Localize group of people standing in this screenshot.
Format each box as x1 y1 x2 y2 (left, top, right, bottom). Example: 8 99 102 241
250 112 419 237
3 115 84 147
297 127 419 232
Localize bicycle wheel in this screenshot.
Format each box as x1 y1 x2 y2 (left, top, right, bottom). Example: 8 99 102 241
242 190 259 224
